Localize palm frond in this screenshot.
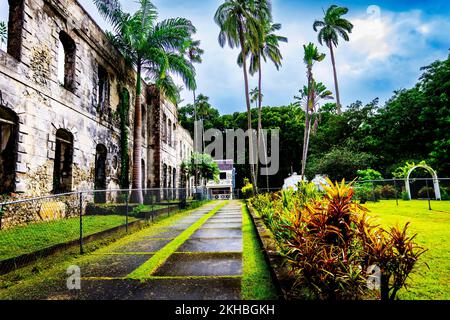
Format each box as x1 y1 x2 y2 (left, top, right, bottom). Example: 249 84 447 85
0 21 7 45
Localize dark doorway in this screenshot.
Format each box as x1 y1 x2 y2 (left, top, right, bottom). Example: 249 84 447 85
0 105 18 194
53 129 73 194
94 144 107 203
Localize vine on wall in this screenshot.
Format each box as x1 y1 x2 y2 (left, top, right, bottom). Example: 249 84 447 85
118 87 130 189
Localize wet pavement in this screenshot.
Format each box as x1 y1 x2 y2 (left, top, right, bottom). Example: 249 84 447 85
37 201 244 300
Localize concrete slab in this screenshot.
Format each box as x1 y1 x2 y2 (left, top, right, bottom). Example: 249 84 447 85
143 229 183 239
155 253 242 277
80 254 152 278
177 238 242 253
133 278 242 300
167 223 194 231
191 228 242 239
207 218 242 223
202 222 242 229
111 239 171 253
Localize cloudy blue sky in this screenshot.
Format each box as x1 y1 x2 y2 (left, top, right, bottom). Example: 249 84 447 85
1 1 449 114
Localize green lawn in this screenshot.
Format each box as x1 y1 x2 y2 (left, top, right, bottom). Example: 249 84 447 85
365 200 450 300
242 203 278 300
0 215 137 261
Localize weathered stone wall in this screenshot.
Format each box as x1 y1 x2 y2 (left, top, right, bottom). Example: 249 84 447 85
0 0 193 229
147 86 194 190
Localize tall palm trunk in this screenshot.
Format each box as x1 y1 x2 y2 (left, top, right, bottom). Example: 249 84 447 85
238 19 257 195
301 67 314 180
257 57 270 192
192 90 199 192
329 41 341 115
131 63 144 204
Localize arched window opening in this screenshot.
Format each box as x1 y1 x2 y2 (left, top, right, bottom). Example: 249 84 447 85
4 0 24 61
141 159 146 189
168 119 172 147
162 113 167 143
53 129 73 194
94 144 107 203
0 105 18 194
97 64 110 112
57 31 76 91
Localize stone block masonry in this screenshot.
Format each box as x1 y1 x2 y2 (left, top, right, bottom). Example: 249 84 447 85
0 0 193 229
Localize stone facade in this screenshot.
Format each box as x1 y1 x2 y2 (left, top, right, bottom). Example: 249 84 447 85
0 0 193 206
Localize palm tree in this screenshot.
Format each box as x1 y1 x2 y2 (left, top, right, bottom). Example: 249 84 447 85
313 5 353 114
250 87 260 108
94 0 197 203
0 21 6 46
294 80 333 177
300 43 326 180
215 0 267 194
244 18 287 191
183 40 204 123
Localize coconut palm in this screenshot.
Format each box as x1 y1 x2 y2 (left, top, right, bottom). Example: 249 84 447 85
243 18 287 191
183 40 204 123
214 0 268 194
0 21 6 45
300 43 326 180
313 5 353 114
250 87 260 108
183 40 204 153
94 0 197 203
294 80 333 176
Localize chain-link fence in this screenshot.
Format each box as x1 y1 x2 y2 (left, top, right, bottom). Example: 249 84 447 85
0 188 207 275
235 178 450 205
353 178 450 204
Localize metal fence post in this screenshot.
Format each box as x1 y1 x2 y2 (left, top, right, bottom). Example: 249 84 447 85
125 191 129 233
0 204 3 230
79 192 84 255
426 178 432 211
394 179 399 206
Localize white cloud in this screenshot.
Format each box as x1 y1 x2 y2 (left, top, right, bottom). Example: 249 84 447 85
1 0 449 113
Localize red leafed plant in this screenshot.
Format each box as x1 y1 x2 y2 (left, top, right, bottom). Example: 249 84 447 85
278 178 426 300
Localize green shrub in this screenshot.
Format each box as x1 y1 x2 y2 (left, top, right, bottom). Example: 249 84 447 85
241 178 254 199
440 187 450 200
380 185 396 199
418 186 434 199
357 168 383 181
401 191 410 201
354 183 372 204
249 179 426 300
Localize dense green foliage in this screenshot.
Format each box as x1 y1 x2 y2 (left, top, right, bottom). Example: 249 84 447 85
179 55 450 188
249 181 426 300
182 152 220 187
0 21 6 45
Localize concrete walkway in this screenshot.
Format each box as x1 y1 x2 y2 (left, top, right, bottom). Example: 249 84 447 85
40 201 244 300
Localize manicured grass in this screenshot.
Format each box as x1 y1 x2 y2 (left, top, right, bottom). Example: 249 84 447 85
0 201 214 298
365 200 450 300
0 215 137 261
128 201 227 279
242 203 278 300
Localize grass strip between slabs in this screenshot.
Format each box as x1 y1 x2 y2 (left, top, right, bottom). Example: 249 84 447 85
128 201 228 280
242 202 279 300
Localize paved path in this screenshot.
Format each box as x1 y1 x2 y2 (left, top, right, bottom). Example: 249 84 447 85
39 201 244 300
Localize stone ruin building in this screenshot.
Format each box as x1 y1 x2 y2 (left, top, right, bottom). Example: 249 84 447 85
0 0 194 205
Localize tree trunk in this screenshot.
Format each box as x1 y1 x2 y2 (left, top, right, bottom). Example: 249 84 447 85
238 19 257 195
130 63 143 204
329 42 342 115
301 67 314 180
257 57 270 192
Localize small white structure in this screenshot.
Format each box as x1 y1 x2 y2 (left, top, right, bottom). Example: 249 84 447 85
311 175 329 191
282 173 305 191
206 159 235 200
406 165 441 200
